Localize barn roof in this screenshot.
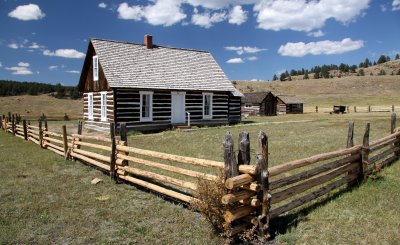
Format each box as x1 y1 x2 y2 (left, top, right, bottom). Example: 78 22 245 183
277 95 304 104
242 92 273 104
78 37 242 96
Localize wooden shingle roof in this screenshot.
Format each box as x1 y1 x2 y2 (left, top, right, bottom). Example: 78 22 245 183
242 92 272 104
277 95 304 104
80 38 241 95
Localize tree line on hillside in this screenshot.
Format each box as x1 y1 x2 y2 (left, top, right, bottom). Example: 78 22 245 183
273 54 400 81
0 80 82 99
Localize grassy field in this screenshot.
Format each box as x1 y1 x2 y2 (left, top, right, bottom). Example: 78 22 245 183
1 111 399 244
0 94 82 120
235 75 400 108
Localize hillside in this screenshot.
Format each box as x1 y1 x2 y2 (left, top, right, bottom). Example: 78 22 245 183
0 94 83 120
234 74 400 107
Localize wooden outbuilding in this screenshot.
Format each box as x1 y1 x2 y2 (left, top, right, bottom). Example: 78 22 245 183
276 95 304 114
241 92 277 116
78 35 242 132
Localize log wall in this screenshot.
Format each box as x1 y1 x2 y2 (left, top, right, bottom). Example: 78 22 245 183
83 91 114 132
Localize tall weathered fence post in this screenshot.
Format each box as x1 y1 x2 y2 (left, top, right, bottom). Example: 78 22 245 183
110 122 117 182
62 125 69 160
316 106 318 113
392 105 395 112
11 114 16 136
256 131 270 241
360 123 370 180
223 132 239 181
368 105 371 113
23 120 28 140
354 106 357 113
38 120 44 148
118 123 128 168
391 112 396 134
238 131 250 165
76 121 83 151
346 121 358 187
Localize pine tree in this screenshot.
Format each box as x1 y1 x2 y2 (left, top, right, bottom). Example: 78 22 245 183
303 72 309 79
377 55 387 64
396 54 400 60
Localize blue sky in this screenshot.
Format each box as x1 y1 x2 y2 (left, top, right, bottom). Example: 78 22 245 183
0 0 399 86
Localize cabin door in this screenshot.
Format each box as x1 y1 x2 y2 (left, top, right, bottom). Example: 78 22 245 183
171 92 186 124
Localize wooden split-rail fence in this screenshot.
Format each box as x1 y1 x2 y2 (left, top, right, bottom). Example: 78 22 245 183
1 112 399 240
313 104 399 113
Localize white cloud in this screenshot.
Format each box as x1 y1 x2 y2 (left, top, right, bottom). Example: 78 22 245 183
191 9 226 28
393 0 400 10
118 0 187 26
247 56 258 61
49 65 58 71
43 49 85 59
118 2 143 20
8 43 19 49
254 0 370 32
228 5 247 25
307 30 325 37
98 2 107 8
226 58 244 63
5 62 32 75
0 62 2 68
278 38 364 57
380 4 387 12
225 46 267 55
66 70 80 74
28 42 44 49
186 0 259 10
18 62 30 67
8 4 45 21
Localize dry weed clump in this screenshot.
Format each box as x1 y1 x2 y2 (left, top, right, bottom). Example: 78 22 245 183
191 171 233 236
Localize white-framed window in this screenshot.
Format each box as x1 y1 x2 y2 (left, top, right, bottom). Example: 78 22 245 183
93 55 99 82
140 91 153 122
202 92 213 119
100 92 107 121
245 103 253 108
88 92 94 120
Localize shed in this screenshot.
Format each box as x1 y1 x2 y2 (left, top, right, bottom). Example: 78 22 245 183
276 95 304 114
241 92 277 116
77 35 242 132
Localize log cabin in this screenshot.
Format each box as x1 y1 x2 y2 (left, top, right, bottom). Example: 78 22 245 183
78 35 242 132
276 95 304 114
241 92 277 116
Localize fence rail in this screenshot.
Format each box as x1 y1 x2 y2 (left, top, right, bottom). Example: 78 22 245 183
308 105 399 114
1 111 399 241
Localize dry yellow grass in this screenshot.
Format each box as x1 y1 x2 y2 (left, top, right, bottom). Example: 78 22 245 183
0 94 83 120
234 74 400 107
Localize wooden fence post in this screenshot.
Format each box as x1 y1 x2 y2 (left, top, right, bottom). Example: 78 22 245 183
1 115 4 130
76 121 83 151
368 105 371 113
44 119 48 131
316 106 318 113
38 120 44 148
120 122 127 142
360 123 370 180
354 106 357 113
346 121 358 187
23 120 28 140
238 131 250 165
110 122 117 182
223 132 239 180
256 131 270 241
391 112 396 134
62 125 69 160
118 122 128 168
392 105 395 112
11 114 15 136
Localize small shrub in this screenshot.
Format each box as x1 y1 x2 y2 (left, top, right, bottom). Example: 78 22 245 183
191 171 232 236
378 69 386 76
